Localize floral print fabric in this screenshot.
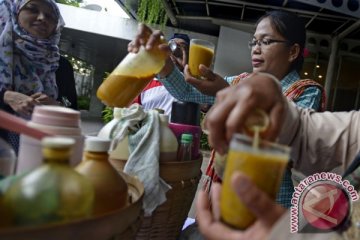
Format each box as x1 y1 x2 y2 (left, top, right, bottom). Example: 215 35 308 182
0 0 65 99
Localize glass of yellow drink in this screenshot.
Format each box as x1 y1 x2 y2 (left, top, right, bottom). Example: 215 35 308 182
188 39 215 78
220 133 290 229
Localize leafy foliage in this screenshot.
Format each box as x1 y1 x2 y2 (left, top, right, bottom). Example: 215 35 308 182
137 0 168 27
200 112 212 151
77 96 90 110
100 72 114 123
55 0 82 7
102 106 114 123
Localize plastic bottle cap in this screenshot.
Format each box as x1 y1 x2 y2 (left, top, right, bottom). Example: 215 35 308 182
41 137 75 148
181 133 193 143
85 136 111 152
113 107 123 119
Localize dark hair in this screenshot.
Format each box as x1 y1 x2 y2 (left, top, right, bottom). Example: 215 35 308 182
256 10 306 73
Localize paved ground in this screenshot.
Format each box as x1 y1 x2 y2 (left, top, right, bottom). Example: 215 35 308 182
188 150 210 219
80 115 104 136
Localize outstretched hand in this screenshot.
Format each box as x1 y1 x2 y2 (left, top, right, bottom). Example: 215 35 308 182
196 172 286 240
184 64 229 96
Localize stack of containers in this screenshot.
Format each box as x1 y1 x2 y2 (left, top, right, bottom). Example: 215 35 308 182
17 106 84 174
168 101 201 159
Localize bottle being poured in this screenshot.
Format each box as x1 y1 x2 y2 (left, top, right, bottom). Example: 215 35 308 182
96 36 167 108
244 109 270 149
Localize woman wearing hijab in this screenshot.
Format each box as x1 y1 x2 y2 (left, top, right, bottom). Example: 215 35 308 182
0 0 66 153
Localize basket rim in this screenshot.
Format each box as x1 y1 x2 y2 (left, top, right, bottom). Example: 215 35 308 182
0 173 144 235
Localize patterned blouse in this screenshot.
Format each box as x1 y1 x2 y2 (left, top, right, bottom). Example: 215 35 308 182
158 67 325 208
158 67 323 110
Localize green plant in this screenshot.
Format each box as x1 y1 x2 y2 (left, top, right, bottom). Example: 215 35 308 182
100 72 114 123
77 96 90 110
136 0 168 27
62 54 93 75
55 0 82 7
200 112 212 151
102 106 114 123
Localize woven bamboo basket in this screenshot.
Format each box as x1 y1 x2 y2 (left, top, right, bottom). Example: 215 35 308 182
336 196 360 240
0 172 144 240
110 156 203 240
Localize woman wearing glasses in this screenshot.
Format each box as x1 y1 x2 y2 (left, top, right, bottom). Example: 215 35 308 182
129 10 325 210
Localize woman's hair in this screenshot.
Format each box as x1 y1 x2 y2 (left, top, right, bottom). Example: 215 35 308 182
256 10 306 73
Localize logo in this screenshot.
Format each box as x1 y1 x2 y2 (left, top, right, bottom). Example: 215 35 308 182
290 172 359 233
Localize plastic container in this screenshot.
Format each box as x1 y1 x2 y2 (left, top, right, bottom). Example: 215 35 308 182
75 137 128 216
0 138 16 179
171 101 201 126
97 108 123 139
17 106 84 174
169 101 201 159
0 173 145 240
4 137 94 227
177 133 193 161
109 113 178 163
159 114 178 162
97 39 167 108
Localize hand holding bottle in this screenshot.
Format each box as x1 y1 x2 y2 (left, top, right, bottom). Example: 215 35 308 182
127 23 174 78
97 24 169 107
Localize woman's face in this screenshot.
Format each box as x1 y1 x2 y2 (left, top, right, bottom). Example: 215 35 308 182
250 17 297 80
18 0 58 39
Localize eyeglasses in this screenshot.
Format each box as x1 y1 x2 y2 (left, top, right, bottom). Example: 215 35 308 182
248 39 289 49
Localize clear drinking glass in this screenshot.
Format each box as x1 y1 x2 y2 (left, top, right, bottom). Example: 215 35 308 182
220 133 290 229
188 39 215 78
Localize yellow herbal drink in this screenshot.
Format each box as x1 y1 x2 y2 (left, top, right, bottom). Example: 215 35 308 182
220 134 290 229
188 39 215 78
97 74 154 107
97 42 167 108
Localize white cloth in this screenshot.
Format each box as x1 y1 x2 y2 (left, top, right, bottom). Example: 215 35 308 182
111 104 171 215
136 78 175 116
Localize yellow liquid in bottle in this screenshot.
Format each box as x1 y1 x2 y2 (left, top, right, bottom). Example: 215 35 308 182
4 137 94 227
97 74 154 108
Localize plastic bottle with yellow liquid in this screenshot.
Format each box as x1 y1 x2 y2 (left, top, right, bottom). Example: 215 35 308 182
97 38 167 108
75 137 128 216
4 137 94 227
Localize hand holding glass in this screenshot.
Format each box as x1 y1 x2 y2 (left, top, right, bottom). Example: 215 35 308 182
220 134 290 229
188 39 215 78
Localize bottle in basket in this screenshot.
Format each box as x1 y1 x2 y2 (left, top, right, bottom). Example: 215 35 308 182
76 137 128 215
177 133 193 161
3 137 94 227
159 114 178 162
